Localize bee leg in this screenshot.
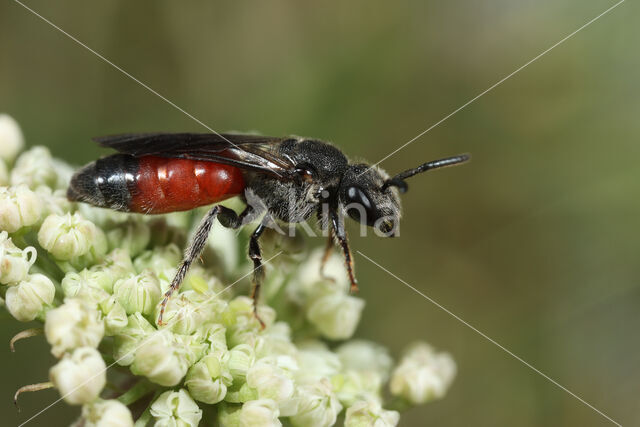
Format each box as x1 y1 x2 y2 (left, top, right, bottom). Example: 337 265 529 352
319 228 336 282
249 222 267 329
218 205 254 229
331 211 358 293
157 205 220 326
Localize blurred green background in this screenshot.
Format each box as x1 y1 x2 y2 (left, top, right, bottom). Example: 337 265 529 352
1 0 638 425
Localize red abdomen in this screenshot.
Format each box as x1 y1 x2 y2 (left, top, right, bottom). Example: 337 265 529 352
130 156 245 214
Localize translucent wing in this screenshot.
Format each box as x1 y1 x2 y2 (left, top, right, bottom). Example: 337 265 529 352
94 133 297 177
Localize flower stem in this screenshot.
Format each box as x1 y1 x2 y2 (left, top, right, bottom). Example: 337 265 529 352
117 380 156 406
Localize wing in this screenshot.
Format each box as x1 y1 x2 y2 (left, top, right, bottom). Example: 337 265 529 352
94 133 297 178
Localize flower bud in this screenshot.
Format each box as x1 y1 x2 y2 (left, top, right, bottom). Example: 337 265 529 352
112 313 156 366
0 114 24 163
306 285 364 340
344 400 399 427
295 341 341 385
10 146 68 190
224 296 276 347
332 370 383 407
197 322 228 353
49 347 106 405
99 296 128 336
81 399 134 427
239 399 281 427
224 382 258 404
289 379 342 427
337 340 393 382
133 244 181 277
61 270 111 304
106 219 150 257
112 270 161 316
246 356 297 412
294 248 349 295
389 342 456 405
38 213 107 261
45 298 105 358
185 351 233 404
155 290 225 335
227 344 256 381
5 273 55 321
217 403 242 427
0 231 37 284
91 248 136 292
0 184 43 233
130 330 189 386
150 389 202 427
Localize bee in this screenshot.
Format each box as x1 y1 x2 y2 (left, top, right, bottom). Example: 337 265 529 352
67 133 469 325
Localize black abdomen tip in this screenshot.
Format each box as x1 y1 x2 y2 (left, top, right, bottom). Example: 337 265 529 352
67 154 138 212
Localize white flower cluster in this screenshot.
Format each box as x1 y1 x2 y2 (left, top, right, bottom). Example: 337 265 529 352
1 114 456 426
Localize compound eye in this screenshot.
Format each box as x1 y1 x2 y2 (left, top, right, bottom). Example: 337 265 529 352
345 186 376 225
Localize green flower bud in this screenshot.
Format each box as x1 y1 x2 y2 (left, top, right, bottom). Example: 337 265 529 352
196 322 228 353
289 379 342 427
133 244 181 277
224 381 258 404
389 342 456 405
344 400 399 427
0 231 37 284
49 347 106 405
217 402 242 427
130 330 189 386
106 219 150 257
81 399 134 427
296 248 349 291
38 212 107 261
99 296 128 336
185 351 233 404
0 184 43 233
224 296 276 347
306 284 364 340
149 389 202 427
333 370 383 408
337 340 393 382
5 273 55 322
61 270 111 304
112 270 161 316
112 313 156 366
36 186 73 216
238 399 281 427
90 249 136 292
255 322 297 359
172 332 209 367
227 344 256 382
0 114 25 163
155 290 225 335
45 298 105 358
10 146 59 190
246 356 297 412
295 341 341 386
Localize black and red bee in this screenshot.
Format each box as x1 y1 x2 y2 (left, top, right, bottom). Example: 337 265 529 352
67 133 469 325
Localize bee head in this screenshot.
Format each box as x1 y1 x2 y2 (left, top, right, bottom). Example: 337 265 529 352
339 154 470 237
339 164 402 237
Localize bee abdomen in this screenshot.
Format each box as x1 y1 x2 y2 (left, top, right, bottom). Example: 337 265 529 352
67 154 137 212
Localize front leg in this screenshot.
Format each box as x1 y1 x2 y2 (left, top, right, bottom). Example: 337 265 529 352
331 211 358 293
158 205 221 325
249 222 267 328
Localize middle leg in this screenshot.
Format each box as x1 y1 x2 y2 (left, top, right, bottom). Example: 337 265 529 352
248 222 267 328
